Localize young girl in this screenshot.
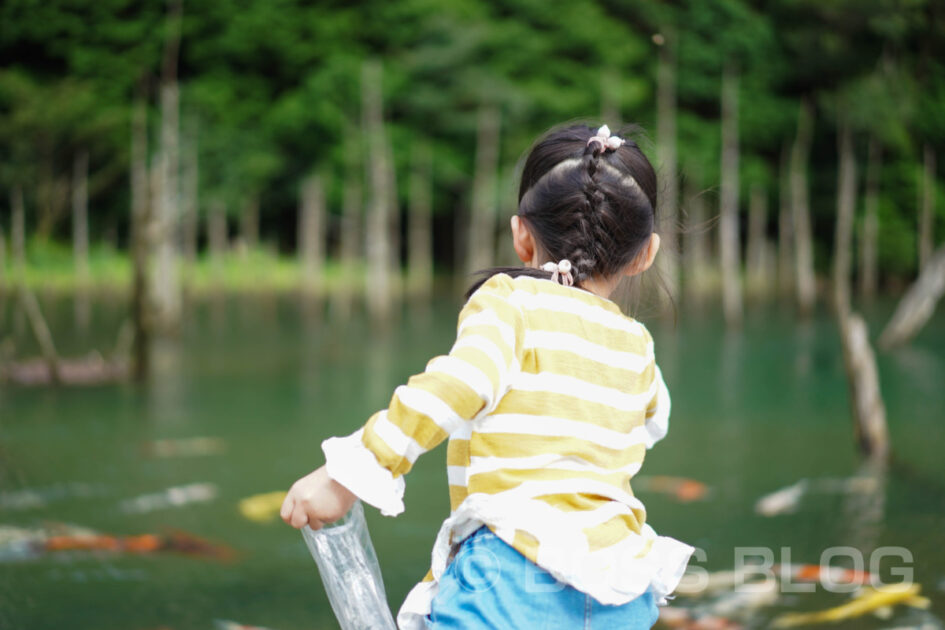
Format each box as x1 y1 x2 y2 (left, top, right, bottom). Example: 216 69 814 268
281 123 693 629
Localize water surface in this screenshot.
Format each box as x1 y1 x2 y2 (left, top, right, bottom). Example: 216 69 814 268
1 291 943 629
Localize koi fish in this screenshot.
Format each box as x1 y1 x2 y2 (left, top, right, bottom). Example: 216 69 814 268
44 530 234 560
775 563 873 586
213 621 277 630
120 483 218 514
772 583 930 628
658 606 743 629
633 476 710 502
755 480 808 516
239 491 287 523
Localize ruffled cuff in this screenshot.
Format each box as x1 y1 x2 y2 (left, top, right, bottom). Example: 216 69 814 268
322 428 406 517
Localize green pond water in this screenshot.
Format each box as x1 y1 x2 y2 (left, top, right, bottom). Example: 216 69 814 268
1 290 944 629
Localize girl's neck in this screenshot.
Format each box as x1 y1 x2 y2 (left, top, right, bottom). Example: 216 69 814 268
579 275 620 300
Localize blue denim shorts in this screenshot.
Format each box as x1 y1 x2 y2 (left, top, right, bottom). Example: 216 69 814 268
425 527 659 629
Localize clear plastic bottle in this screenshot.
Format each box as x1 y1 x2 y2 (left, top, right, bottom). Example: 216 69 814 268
301 501 398 630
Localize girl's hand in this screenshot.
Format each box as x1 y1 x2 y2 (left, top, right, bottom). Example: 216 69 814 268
280 465 357 530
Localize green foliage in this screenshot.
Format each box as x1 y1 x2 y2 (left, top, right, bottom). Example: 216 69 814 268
0 0 943 279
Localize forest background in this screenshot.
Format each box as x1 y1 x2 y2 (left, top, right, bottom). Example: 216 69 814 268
1 0 942 319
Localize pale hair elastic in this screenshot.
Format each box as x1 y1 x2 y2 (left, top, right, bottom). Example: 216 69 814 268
587 124 625 152
542 259 574 286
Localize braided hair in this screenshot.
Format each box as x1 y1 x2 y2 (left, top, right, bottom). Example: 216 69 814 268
466 123 658 298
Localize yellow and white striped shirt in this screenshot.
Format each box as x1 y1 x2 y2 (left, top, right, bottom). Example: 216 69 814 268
322 273 693 630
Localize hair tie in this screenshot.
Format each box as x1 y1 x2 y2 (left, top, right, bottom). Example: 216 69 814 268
542 259 574 287
587 124 625 153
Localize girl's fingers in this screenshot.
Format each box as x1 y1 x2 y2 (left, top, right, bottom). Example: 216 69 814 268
290 504 310 529
280 495 296 523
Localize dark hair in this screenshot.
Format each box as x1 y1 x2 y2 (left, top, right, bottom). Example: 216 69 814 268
466 123 659 299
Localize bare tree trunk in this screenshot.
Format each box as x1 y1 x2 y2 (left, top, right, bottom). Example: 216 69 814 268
719 64 742 328
19 287 61 384
792 98 816 316
746 184 768 295
299 175 325 295
11 185 26 275
466 105 501 277
0 220 6 291
130 95 151 382
840 313 889 461
150 0 183 331
879 245 945 350
383 136 401 297
683 177 710 300
859 137 880 299
919 145 936 271
241 194 259 252
207 199 227 279
340 165 362 273
362 60 392 321
778 143 794 297
834 121 857 317
600 68 620 126
181 121 199 265
72 150 90 286
656 29 679 304
833 120 888 461
408 142 434 297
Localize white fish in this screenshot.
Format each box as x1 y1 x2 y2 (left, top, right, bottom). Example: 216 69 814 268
120 482 218 514
755 480 809 516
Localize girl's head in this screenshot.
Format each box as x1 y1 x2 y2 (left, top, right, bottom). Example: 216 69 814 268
468 123 661 298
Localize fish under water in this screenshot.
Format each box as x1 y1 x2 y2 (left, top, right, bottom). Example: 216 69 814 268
120 482 218 514
632 476 710 502
238 491 287 523
771 583 930 628
0 523 234 562
0 482 107 511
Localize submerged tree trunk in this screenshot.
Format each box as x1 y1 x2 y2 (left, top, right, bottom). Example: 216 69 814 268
879 245 945 350
240 195 259 252
792 98 816 317
778 143 794 297
840 313 889 461
130 95 151 382
19 286 61 384
656 29 679 303
299 175 325 295
859 138 880 299
746 184 768 295
408 142 433 297
466 105 500 277
11 185 26 275
72 150 90 286
362 60 392 321
919 145 936 271
833 121 857 315
150 0 183 332
719 64 742 328
834 120 888 462
181 122 199 265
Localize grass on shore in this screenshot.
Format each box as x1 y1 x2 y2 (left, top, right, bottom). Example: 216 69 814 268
0 239 374 294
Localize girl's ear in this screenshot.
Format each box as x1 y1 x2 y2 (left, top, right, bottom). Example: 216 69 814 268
511 216 536 265
624 233 661 277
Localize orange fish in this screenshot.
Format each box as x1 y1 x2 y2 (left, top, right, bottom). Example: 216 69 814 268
634 476 710 502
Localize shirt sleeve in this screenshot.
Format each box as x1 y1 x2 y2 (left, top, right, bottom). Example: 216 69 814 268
322 274 525 516
641 327 671 449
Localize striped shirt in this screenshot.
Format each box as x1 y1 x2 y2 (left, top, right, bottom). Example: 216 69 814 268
322 273 693 630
